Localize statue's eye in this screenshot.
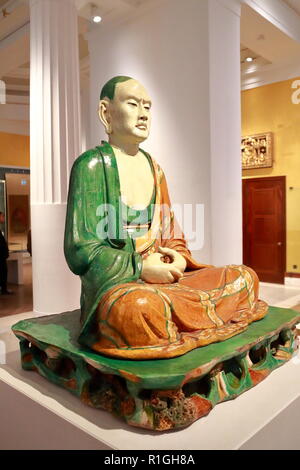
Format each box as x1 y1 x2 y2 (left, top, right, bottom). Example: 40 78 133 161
128 101 137 107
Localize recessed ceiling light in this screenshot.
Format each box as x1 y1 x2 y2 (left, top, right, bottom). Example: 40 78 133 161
91 4 102 24
92 15 102 23
246 57 254 62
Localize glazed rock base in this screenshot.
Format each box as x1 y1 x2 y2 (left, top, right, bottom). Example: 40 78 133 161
12 307 300 431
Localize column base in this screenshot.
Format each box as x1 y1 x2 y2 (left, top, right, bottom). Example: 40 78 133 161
12 307 300 431
31 203 80 314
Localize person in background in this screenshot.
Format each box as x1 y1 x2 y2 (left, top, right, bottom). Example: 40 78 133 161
27 229 32 256
0 211 12 295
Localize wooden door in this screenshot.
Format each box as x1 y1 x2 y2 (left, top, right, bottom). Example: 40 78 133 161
243 176 286 284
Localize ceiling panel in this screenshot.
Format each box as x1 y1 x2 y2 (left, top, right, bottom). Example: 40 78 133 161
0 3 29 42
241 4 300 64
283 0 300 16
240 45 271 65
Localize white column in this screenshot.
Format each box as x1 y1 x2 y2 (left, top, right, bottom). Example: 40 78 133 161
30 0 81 315
87 0 242 266
80 75 91 153
209 0 243 265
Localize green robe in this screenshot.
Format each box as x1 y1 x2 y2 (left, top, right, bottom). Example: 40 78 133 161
64 141 144 345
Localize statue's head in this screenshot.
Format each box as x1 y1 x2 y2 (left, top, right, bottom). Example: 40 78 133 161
98 76 152 144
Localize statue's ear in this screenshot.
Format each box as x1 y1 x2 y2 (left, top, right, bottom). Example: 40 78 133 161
99 99 112 134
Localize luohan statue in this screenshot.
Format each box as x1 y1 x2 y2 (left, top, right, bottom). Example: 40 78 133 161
64 76 268 359
12 76 300 431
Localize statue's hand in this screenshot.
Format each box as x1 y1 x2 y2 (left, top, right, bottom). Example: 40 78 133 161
158 247 187 274
141 251 183 284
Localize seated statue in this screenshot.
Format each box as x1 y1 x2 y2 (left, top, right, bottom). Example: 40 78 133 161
64 76 268 360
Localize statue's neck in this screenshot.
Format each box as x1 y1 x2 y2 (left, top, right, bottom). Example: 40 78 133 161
108 137 139 157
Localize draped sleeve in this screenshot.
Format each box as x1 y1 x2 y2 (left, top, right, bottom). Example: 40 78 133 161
64 146 143 340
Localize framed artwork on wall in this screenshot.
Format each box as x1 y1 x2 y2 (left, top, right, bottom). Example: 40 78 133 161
241 132 273 170
9 195 30 236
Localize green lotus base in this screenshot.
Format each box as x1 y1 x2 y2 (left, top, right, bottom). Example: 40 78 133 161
12 307 300 431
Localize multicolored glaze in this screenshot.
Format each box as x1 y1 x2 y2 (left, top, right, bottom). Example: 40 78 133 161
12 306 300 431
64 141 268 359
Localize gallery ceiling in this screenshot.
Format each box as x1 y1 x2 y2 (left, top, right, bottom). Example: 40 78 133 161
241 2 300 88
0 0 154 103
283 0 300 15
0 1 29 43
0 0 300 101
241 3 300 65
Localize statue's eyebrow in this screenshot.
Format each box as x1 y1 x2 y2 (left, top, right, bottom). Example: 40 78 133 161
126 95 152 106
126 95 139 102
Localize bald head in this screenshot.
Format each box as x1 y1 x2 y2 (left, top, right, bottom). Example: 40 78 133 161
100 76 133 101
99 77 152 145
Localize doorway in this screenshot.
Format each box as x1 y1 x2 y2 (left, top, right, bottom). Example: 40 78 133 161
243 176 286 284
0 167 32 317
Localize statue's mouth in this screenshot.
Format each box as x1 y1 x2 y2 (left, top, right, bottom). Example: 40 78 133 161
136 124 147 130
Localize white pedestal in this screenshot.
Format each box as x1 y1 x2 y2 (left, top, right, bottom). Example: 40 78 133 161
7 252 24 285
1 316 300 450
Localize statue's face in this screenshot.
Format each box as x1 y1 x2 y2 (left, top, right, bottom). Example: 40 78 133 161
108 79 152 143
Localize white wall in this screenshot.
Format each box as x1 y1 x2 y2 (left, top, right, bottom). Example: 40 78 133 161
88 0 212 262
88 0 242 265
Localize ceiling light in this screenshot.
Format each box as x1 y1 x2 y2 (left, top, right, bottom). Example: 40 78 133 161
91 4 102 24
246 57 253 62
92 15 102 23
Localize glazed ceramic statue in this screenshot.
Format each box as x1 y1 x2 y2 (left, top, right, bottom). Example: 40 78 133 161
64 76 268 360
13 76 300 432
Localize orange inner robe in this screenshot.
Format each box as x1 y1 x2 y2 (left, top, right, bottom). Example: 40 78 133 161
92 156 268 359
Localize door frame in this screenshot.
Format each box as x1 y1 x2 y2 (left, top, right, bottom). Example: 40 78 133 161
242 176 286 284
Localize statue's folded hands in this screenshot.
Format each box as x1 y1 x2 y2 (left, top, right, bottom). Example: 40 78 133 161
141 247 185 284
157 246 187 273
